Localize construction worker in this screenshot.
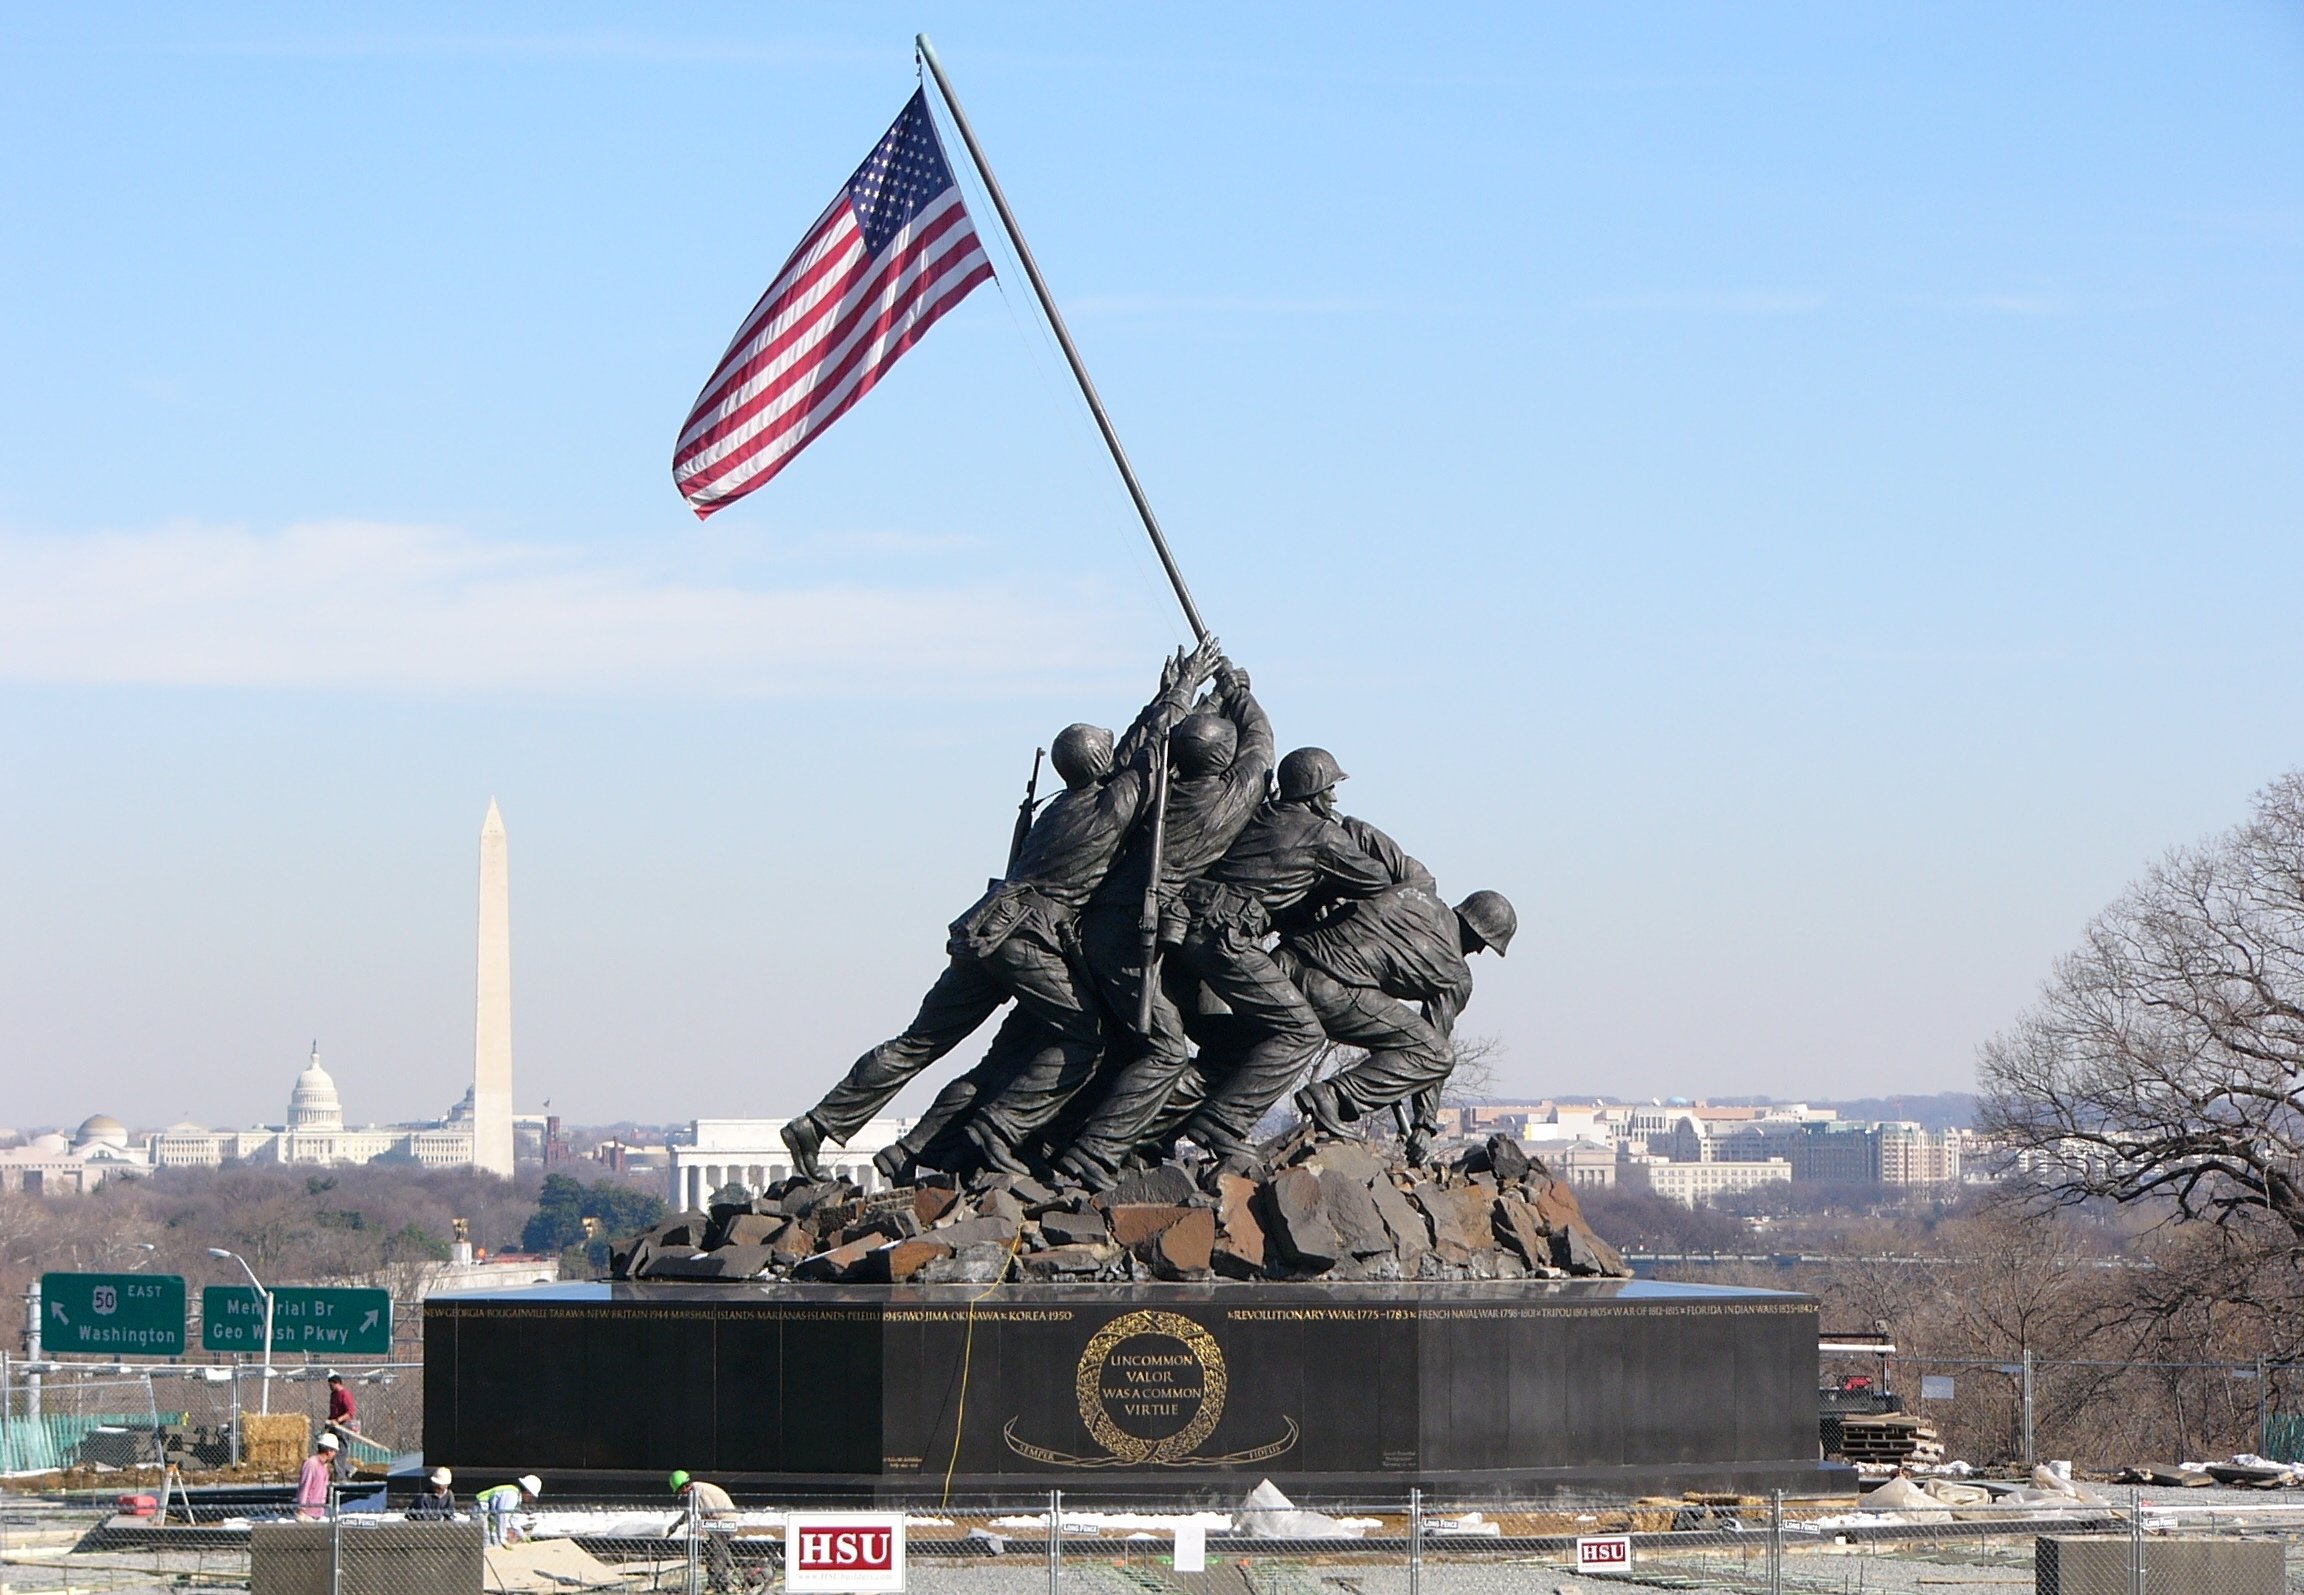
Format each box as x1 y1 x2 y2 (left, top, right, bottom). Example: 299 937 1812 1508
296 1433 338 1519
671 1469 741 1590
475 1474 541 1546
408 1466 456 1520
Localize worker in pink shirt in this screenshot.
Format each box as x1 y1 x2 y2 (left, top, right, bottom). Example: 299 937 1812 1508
296 1433 339 1519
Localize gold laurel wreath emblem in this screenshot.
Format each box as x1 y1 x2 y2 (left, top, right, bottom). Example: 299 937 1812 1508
1000 1309 1299 1469
1073 1310 1227 1464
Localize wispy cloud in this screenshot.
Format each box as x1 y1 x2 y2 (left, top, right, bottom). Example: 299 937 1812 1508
155 32 877 66
0 521 1126 699
1576 291 1828 314
1067 293 1379 320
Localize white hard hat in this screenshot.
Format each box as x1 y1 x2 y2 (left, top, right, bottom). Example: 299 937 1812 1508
317 1433 341 1450
430 1467 452 1487
518 1474 542 1496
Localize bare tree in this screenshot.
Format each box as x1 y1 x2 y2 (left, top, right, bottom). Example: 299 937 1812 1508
1439 1033 1505 1107
1978 772 2304 1246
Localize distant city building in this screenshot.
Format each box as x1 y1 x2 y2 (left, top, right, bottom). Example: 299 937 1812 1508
1619 1155 1792 1204
124 801 537 1183
667 1118 916 1209
590 1138 669 1178
1520 1137 1619 1189
0 1116 152 1194
150 1046 476 1170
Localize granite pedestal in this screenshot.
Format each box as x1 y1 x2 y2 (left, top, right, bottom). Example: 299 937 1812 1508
424 1278 1845 1501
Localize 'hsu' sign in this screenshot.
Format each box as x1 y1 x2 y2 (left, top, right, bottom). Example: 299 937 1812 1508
1575 1533 1633 1570
785 1514 905 1592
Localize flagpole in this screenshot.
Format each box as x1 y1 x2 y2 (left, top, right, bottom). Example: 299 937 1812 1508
916 33 1210 644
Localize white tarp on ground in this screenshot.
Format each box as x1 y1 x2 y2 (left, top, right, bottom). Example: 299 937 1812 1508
483 1538 631 1590
1235 1479 1382 1539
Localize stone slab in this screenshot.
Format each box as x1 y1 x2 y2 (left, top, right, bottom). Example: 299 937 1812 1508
2035 1535 2284 1594
425 1277 1845 1503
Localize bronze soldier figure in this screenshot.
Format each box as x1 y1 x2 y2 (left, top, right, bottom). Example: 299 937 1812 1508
1291 887 1518 1159
1053 664 1273 1185
1152 747 1403 1163
780 641 1220 1181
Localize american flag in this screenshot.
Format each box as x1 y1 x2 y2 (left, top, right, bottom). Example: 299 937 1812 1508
672 90 994 517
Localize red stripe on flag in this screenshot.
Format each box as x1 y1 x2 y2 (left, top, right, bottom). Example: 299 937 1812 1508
674 200 977 477
671 98 993 517
687 255 993 513
675 214 987 495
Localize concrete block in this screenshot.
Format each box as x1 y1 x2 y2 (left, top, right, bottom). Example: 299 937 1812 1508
254 1520 484 1595
2036 1535 2284 1594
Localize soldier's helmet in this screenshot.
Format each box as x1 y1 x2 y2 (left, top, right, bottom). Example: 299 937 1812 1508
1050 723 1115 786
1276 747 1348 801
1169 714 1238 778
1456 890 1518 956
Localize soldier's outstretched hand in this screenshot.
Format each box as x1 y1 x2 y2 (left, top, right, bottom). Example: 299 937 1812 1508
1187 634 1224 684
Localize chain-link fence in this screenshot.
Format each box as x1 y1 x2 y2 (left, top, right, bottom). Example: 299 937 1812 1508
1890 1355 2299 1471
5 1484 2299 1594
0 1360 420 1476
1815 1347 2304 1472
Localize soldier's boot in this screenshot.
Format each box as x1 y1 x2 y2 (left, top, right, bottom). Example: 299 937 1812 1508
871 1143 913 1187
1052 1143 1119 1190
966 1124 1032 1178
1178 1117 1254 1167
1294 1080 1353 1139
780 1113 828 1182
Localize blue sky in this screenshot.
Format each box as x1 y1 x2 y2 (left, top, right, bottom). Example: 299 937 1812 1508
2 4 2299 1132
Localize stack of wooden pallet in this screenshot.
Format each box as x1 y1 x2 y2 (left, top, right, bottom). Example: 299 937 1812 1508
1837 1412 1945 1467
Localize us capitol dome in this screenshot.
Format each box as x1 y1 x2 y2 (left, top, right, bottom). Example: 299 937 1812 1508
286 1048 346 1132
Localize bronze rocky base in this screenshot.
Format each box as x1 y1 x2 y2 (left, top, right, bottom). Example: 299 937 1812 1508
612 1132 1632 1286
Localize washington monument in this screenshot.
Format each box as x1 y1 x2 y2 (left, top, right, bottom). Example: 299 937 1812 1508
472 798 515 1177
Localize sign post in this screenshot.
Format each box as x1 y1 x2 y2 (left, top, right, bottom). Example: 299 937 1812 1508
38 1273 187 1357
200 1286 392 1356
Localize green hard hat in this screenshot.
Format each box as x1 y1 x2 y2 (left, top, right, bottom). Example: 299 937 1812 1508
669 1470 691 1492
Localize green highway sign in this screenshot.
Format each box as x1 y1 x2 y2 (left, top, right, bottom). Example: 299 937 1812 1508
40 1272 187 1356
201 1285 393 1355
